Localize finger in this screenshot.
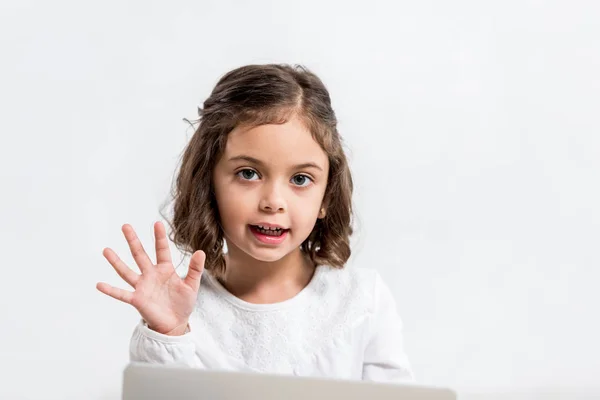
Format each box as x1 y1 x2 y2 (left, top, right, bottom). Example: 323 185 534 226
154 221 173 265
102 247 139 287
96 282 134 305
184 250 205 292
122 224 154 272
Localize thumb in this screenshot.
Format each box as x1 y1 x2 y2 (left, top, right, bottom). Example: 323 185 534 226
184 250 205 292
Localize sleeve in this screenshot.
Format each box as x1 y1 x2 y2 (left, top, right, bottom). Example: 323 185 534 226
129 319 205 368
362 271 415 382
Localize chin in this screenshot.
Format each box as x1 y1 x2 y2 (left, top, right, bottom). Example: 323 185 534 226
244 247 292 263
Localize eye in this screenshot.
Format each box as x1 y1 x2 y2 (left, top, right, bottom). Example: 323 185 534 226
291 174 313 187
236 169 259 181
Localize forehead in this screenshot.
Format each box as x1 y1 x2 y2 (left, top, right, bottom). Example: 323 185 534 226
223 115 328 168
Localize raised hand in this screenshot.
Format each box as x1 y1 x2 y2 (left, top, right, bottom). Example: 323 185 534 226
96 222 205 336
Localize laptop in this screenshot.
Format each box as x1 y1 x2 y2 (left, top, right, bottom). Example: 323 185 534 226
122 363 456 400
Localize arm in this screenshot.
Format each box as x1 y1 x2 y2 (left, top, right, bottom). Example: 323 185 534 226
362 272 414 382
129 319 204 368
96 222 206 367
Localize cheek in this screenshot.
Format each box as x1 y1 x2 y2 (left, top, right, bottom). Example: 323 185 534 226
289 193 324 226
214 186 253 226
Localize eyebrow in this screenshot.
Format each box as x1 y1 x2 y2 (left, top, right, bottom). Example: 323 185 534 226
228 155 324 172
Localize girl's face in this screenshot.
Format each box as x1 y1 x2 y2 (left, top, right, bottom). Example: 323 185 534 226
212 114 329 263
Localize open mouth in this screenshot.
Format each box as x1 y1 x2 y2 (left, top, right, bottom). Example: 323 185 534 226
248 224 290 245
249 225 289 237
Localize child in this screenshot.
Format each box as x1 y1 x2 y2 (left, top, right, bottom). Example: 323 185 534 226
96 64 414 382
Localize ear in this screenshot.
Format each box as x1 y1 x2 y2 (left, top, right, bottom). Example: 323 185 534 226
318 206 327 219
318 195 330 219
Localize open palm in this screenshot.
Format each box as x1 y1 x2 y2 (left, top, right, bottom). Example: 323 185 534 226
96 222 205 335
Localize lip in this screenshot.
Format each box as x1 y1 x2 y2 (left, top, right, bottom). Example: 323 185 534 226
251 222 288 230
248 224 289 245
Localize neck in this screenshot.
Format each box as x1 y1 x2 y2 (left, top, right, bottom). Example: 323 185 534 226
220 245 315 304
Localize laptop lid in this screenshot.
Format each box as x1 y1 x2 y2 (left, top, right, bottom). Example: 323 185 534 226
122 363 456 400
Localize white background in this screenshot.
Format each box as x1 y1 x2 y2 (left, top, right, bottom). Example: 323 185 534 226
1 1 599 399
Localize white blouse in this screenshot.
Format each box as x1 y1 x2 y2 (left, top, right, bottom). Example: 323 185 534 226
129 265 414 382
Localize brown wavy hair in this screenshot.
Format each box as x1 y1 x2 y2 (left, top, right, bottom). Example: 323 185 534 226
160 64 354 277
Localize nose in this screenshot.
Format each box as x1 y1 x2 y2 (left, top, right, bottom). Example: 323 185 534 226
259 181 286 213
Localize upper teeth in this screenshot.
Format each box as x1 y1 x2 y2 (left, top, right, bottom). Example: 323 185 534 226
257 225 282 231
